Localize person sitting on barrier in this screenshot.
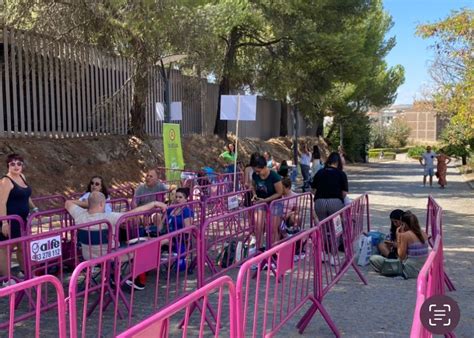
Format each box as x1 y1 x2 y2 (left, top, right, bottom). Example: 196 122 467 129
0 153 39 286
311 152 348 221
219 143 236 173
75 176 112 213
134 169 168 207
252 155 283 249
369 211 429 279
377 209 404 259
65 192 167 290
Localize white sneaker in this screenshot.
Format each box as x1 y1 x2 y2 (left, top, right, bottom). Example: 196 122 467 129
2 279 17 287
294 253 306 262
250 263 259 271
16 271 25 280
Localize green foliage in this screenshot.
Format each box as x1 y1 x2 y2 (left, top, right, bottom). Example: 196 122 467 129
368 151 396 159
407 146 438 159
385 118 411 148
416 9 473 140
440 116 473 159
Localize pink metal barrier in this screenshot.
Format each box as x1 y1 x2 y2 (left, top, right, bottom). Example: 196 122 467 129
426 196 455 291
410 236 453 338
68 226 200 338
115 201 203 246
200 204 268 285
110 197 131 212
117 276 237 338
0 214 27 237
109 184 136 199
0 220 112 330
131 190 169 208
0 275 67 337
203 189 252 219
27 208 74 234
267 193 314 249
32 194 67 211
317 203 368 296
349 194 371 243
236 226 340 337
192 181 236 202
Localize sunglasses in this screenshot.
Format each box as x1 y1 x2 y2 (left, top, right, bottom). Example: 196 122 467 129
90 181 102 186
8 161 23 167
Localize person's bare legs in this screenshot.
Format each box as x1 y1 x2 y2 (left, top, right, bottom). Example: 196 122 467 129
429 174 433 187
254 209 266 250
422 175 427 186
0 248 9 277
271 215 281 245
15 244 25 272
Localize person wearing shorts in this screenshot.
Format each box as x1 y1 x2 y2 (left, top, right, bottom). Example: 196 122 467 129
419 146 437 187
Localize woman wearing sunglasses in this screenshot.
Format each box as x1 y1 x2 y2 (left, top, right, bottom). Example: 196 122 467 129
77 176 112 213
0 153 38 286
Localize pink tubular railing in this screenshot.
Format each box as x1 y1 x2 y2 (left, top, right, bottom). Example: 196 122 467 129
203 189 252 219
410 236 452 338
108 184 136 199
117 276 237 338
0 221 112 329
426 196 454 291
200 204 268 285
349 193 371 243
266 192 314 250
192 181 236 202
27 208 74 234
68 226 200 338
109 197 131 212
131 190 169 208
31 194 67 211
236 226 340 337
317 203 368 296
0 275 67 337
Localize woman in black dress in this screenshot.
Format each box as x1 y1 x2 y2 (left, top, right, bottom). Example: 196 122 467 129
0 153 37 285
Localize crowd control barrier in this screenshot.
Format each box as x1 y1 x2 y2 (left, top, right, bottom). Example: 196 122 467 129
426 196 455 291
267 193 314 249
32 194 67 211
236 226 340 337
317 203 368 296
349 194 371 243
117 276 237 338
192 181 235 202
200 204 268 285
410 236 453 338
203 189 252 219
68 226 200 338
27 208 74 234
0 275 67 336
131 190 169 208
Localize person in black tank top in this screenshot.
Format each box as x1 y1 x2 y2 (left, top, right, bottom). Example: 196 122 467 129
0 154 37 282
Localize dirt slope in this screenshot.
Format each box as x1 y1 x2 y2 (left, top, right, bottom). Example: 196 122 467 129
0 135 328 197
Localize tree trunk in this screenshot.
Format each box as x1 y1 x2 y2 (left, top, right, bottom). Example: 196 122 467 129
213 28 240 138
462 155 467 165
129 60 148 138
279 101 288 136
315 112 324 136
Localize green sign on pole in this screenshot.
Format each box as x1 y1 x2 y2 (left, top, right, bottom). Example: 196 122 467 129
163 123 185 181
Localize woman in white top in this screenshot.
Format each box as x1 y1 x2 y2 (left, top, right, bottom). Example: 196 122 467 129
78 176 112 213
299 144 311 192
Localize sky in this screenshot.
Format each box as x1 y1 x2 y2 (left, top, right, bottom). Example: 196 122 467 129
383 0 472 105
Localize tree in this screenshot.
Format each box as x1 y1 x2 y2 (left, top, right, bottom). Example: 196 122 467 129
417 9 473 158
386 117 411 148
4 0 199 138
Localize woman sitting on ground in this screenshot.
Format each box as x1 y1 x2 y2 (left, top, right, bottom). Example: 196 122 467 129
377 209 404 259
370 211 429 279
77 176 112 213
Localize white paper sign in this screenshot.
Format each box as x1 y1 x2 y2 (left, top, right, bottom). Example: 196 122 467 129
220 95 257 121
228 195 239 210
333 215 343 236
30 235 62 262
170 101 183 120
156 102 165 121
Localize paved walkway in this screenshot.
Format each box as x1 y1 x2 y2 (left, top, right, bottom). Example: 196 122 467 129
289 157 473 337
